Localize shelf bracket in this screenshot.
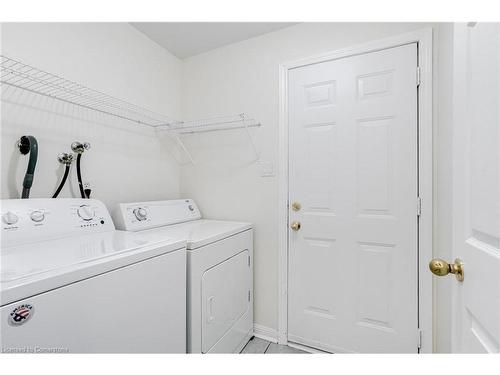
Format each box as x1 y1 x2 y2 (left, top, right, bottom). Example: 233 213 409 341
241 114 261 161
172 134 196 165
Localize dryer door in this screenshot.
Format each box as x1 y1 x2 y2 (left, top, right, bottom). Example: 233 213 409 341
201 250 251 353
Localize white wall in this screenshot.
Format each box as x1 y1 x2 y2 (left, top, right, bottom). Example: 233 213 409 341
1 23 182 207
179 22 453 350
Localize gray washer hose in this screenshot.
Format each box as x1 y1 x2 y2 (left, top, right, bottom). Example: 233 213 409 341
18 135 38 199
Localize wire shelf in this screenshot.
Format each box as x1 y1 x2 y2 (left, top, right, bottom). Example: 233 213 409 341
157 113 261 134
0 55 263 166
0 55 174 127
157 113 262 165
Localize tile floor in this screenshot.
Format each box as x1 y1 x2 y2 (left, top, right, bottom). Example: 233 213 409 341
240 337 309 354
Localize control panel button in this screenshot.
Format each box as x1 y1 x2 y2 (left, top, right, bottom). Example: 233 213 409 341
133 207 148 221
77 205 95 221
30 210 45 222
2 211 19 225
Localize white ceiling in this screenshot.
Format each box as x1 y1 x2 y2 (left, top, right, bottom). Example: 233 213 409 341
131 22 298 59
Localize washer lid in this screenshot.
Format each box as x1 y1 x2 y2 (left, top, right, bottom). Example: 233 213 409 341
1 230 185 305
140 219 252 249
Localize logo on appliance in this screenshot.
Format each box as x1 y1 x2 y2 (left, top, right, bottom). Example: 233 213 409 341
8 303 34 326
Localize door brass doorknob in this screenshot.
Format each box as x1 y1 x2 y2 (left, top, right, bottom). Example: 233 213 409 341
429 258 464 282
290 221 301 231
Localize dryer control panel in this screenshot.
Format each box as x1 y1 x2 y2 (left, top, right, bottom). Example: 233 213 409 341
1 198 114 247
114 199 202 231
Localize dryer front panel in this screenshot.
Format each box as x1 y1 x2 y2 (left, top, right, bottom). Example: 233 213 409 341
201 250 251 353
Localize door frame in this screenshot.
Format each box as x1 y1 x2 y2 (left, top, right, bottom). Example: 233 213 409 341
277 28 433 353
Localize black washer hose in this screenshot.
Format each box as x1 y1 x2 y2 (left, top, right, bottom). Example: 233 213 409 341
76 153 86 199
19 135 38 199
52 164 70 198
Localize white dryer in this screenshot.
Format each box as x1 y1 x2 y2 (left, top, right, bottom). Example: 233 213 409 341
1 198 186 353
114 199 253 353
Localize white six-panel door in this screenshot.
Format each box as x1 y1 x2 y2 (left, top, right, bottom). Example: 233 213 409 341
451 23 500 353
288 44 419 353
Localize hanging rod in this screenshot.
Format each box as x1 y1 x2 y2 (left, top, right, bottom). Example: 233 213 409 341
0 55 175 127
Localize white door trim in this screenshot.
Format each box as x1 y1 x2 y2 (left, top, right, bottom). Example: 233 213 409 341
277 28 433 353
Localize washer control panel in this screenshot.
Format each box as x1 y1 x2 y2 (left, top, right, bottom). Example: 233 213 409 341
113 199 201 231
1 198 115 247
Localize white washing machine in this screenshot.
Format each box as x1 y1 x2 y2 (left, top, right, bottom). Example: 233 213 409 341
113 199 253 353
1 198 186 353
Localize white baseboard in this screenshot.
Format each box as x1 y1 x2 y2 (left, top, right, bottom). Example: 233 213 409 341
287 341 329 354
253 324 278 344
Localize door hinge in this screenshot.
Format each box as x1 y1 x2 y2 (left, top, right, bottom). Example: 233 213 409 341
416 67 421 86
248 255 251 267
248 290 251 302
416 196 422 217
417 328 423 350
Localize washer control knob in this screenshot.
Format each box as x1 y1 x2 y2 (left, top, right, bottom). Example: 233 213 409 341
133 207 148 221
77 205 95 221
2 211 19 225
30 210 45 222
188 205 195 212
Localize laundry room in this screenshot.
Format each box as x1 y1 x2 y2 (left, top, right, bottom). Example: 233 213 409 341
1 1 500 373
